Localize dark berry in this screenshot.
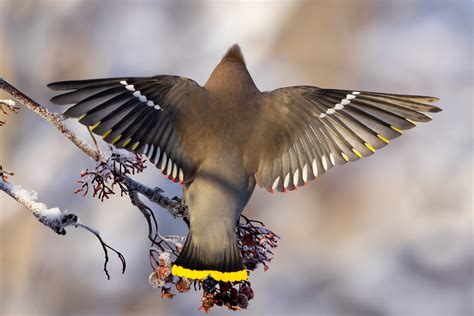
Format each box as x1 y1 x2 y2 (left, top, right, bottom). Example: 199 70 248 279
202 277 217 293
219 281 232 292
237 294 249 309
242 234 255 246
241 286 254 300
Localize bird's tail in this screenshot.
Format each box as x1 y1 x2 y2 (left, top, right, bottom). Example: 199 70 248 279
172 232 247 282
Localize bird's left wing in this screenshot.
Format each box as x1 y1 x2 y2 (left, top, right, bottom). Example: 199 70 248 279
49 75 207 183
252 86 441 192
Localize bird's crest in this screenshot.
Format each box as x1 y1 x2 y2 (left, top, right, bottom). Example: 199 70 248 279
222 44 245 64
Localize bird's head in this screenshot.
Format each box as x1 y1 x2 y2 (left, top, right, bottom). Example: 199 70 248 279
221 44 246 64
204 44 258 94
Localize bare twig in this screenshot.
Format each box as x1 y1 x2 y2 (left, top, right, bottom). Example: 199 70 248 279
87 127 102 158
76 222 126 279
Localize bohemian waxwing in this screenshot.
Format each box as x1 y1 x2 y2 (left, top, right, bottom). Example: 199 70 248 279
48 44 441 282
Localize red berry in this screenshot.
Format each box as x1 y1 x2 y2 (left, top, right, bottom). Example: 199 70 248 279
241 286 254 300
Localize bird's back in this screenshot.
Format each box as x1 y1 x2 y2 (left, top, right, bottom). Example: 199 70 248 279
179 52 261 174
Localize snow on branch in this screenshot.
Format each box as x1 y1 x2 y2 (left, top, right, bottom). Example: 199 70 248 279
0 179 76 235
0 178 125 279
0 98 19 126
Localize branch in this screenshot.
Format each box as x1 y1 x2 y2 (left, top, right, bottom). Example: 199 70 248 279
0 77 185 278
0 179 77 234
0 178 125 279
124 177 187 218
0 78 186 214
0 79 100 161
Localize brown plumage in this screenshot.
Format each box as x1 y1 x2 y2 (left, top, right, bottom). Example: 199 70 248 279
48 44 441 281
222 43 246 64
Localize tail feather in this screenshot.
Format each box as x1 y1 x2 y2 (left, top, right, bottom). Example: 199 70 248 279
172 232 247 282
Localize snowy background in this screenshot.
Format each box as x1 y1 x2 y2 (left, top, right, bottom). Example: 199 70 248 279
0 0 472 315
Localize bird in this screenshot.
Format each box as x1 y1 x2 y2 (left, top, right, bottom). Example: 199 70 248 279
48 44 441 282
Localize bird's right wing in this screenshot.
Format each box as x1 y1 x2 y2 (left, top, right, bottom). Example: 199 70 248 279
252 86 441 192
49 75 207 183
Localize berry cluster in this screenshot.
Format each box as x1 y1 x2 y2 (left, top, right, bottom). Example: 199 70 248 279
199 279 255 312
149 252 190 299
75 148 146 201
237 215 280 272
148 215 279 312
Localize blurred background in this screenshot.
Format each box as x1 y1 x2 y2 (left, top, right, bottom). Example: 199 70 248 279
0 0 472 315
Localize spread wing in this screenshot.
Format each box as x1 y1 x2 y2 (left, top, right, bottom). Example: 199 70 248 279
48 75 206 183
254 86 441 192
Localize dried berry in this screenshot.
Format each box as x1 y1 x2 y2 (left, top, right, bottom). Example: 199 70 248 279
237 294 249 309
158 252 172 266
213 292 224 306
219 281 232 292
157 265 171 279
241 285 254 300
242 234 254 246
230 287 238 299
245 262 257 270
199 292 215 313
160 287 175 299
148 271 165 289
176 278 191 293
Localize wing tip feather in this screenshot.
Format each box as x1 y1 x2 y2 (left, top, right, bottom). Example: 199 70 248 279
47 82 67 90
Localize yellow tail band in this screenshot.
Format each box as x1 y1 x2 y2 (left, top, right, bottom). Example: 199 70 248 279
172 265 248 282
